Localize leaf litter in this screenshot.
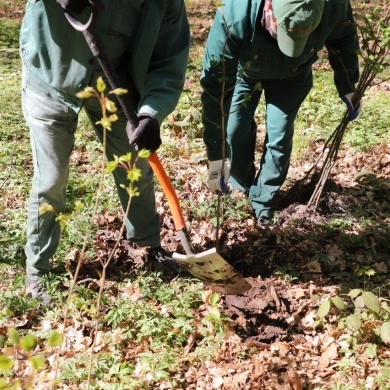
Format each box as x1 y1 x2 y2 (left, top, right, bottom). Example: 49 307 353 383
1 1 390 389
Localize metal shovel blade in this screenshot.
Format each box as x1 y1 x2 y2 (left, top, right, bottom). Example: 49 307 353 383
172 248 251 295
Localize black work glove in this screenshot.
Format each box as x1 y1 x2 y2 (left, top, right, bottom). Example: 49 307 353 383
127 113 162 152
56 0 91 15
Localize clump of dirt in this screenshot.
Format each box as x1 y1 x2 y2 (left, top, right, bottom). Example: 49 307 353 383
224 278 293 343
222 277 326 344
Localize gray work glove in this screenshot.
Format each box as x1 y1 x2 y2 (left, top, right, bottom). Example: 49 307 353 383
56 0 91 15
207 159 230 194
127 113 162 152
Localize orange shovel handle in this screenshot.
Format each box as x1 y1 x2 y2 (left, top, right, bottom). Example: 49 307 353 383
148 153 186 232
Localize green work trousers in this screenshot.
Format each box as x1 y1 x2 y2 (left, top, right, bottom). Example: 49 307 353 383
22 67 160 280
227 67 313 219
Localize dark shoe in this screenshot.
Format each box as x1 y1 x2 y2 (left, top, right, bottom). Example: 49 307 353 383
147 246 185 274
26 277 52 305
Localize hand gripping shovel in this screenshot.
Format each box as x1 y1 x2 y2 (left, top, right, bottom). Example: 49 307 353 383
64 4 251 295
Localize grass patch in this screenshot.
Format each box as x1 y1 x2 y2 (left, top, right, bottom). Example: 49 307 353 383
0 18 20 50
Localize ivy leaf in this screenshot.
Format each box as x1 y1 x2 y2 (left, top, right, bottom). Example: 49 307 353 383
362 291 380 314
317 299 331 319
380 322 390 345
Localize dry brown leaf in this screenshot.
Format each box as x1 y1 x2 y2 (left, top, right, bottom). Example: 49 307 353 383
319 342 338 369
286 370 303 390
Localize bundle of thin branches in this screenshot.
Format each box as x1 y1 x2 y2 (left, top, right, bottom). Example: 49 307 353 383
306 6 390 210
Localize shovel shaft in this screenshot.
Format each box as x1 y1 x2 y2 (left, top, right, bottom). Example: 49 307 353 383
148 153 185 231
148 154 195 255
82 29 139 129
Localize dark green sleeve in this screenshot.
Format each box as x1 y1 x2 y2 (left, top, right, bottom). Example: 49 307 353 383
325 1 360 96
139 0 190 124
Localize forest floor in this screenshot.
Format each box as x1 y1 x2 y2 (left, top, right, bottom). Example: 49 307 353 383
1 1 390 389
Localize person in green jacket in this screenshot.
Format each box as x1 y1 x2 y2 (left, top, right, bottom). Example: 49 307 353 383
20 0 190 304
201 0 361 225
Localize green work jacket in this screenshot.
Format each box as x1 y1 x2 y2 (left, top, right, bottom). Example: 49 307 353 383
201 0 360 161
20 0 190 124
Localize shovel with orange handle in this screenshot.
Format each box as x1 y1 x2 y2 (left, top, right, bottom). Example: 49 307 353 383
64 2 251 295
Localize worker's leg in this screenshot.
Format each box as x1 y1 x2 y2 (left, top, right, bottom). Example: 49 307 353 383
23 68 78 280
226 76 262 193
249 68 313 220
83 92 161 248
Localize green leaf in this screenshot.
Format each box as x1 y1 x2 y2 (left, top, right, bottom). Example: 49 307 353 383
365 268 376 277
362 291 380 314
354 295 365 311
345 314 362 331
138 149 151 159
110 88 128 96
28 355 45 371
127 167 142 182
105 99 117 113
96 76 106 93
348 289 362 299
153 369 170 381
380 322 390 345
317 298 331 319
209 293 220 306
76 90 93 99
0 355 14 372
73 200 84 212
48 331 63 348
39 203 55 215
19 334 36 352
365 343 377 358
7 328 19 345
105 160 119 173
331 296 346 310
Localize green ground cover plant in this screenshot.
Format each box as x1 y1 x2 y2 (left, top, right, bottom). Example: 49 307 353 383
1 1 390 389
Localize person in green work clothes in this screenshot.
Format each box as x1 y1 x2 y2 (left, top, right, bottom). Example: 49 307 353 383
20 0 190 304
201 0 361 225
